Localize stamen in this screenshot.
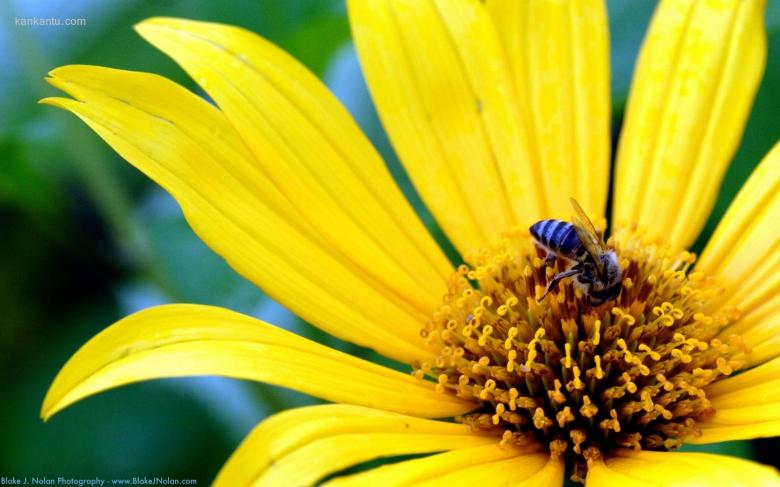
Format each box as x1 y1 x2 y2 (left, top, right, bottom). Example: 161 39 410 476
416 227 744 483
593 355 604 379
579 395 598 418
592 320 601 345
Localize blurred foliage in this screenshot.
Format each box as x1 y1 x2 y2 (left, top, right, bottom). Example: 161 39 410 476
1 0 779 483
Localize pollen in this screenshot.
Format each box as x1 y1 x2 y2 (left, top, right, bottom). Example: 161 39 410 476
416 226 748 483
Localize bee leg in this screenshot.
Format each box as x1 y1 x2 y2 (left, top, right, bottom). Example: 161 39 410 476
543 253 557 268
538 268 580 302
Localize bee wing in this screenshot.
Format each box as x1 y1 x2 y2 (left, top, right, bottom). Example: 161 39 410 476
569 197 606 275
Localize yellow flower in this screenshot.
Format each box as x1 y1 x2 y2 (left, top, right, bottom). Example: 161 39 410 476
40 0 780 485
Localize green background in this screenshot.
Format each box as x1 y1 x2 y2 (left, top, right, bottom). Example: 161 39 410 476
1 0 778 484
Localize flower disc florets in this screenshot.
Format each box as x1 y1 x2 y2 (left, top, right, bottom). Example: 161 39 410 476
415 227 749 482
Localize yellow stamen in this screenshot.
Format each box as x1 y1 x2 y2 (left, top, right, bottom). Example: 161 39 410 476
593 355 604 379
419 228 745 482
580 395 598 418
506 349 517 372
533 407 552 429
592 320 601 345
556 406 575 427
564 343 573 369
548 379 566 405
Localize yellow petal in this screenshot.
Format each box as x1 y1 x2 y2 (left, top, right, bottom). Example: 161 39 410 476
586 450 780 487
700 404 780 425
696 142 780 367
723 296 780 367
134 17 452 314
42 65 434 364
41 305 475 421
689 421 780 444
413 453 562 487
485 0 610 219
325 443 542 487
518 455 566 487
214 404 495 487
613 0 766 249
685 355 780 443
349 0 547 255
706 355 780 397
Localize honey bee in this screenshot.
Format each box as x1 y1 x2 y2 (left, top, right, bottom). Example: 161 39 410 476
529 198 622 306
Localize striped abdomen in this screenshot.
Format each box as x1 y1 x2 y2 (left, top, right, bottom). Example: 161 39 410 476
529 219 587 260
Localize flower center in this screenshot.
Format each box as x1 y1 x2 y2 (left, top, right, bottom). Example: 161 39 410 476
415 227 749 482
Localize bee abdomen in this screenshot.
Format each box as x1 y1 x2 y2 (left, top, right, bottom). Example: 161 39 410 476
530 219 581 257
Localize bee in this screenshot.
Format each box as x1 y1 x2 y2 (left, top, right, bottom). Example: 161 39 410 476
529 198 622 306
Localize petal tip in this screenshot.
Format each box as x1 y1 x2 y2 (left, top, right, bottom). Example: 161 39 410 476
134 16 173 28
47 64 82 78
45 67 66 81
38 96 69 108
40 394 58 422
46 64 96 83
134 16 194 35
133 17 179 39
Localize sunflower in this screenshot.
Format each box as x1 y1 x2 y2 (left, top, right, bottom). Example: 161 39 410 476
41 0 780 485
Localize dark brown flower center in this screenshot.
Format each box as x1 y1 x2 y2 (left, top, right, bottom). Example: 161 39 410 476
414 226 749 482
